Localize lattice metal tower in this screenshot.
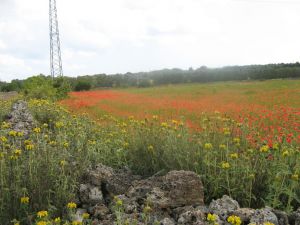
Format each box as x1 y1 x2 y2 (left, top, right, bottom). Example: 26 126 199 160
49 0 63 78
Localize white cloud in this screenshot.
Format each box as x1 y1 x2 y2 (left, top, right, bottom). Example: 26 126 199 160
0 0 300 81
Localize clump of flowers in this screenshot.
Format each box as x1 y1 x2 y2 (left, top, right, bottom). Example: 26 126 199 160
227 215 241 225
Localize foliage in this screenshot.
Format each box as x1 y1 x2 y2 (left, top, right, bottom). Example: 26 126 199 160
0 95 299 223
22 75 70 100
74 80 92 91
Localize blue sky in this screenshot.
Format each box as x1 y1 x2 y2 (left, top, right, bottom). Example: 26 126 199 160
1 0 300 81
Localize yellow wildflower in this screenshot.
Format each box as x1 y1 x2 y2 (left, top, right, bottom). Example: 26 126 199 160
219 144 226 150
55 122 64 128
143 205 152 214
204 143 213 150
147 145 154 153
20 196 29 204
37 221 47 225
25 144 34 151
227 215 241 225
67 202 77 209
0 136 8 143
63 142 69 148
260 145 269 153
282 150 289 157
221 162 230 169
17 132 23 137
223 128 230 135
8 130 17 137
230 153 238 159
54 217 61 223
82 213 90 219
207 213 218 222
37 210 48 218
33 127 41 133
264 222 275 225
72 221 82 225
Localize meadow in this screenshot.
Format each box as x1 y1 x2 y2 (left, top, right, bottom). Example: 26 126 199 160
0 79 299 224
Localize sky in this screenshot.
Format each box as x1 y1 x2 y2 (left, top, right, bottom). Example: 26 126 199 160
1 0 300 82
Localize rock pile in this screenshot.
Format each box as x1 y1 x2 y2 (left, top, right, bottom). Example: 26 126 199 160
75 164 300 225
7 100 35 137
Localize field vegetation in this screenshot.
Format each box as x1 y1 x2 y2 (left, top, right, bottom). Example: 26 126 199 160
0 79 299 224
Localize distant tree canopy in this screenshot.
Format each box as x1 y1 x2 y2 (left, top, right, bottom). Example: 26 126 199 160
1 63 300 93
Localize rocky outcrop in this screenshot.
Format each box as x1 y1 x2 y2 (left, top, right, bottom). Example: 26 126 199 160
7 100 35 136
77 164 204 224
76 164 300 225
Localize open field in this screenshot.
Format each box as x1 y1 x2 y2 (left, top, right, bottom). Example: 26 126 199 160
61 80 300 146
0 91 18 101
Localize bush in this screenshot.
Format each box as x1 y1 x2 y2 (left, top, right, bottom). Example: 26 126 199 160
74 80 91 91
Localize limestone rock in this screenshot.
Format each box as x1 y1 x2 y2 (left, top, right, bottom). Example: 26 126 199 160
233 208 255 224
250 207 278 225
8 100 35 137
209 195 240 220
79 184 103 205
289 208 300 225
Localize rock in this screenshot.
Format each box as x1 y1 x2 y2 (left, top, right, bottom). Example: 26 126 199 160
162 171 204 207
177 208 205 225
233 208 255 224
79 184 103 205
209 195 240 220
271 209 288 225
160 217 176 225
84 164 141 196
289 208 300 225
250 207 278 225
90 204 110 219
8 100 35 137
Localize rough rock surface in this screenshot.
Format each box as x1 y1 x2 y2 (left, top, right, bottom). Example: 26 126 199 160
250 207 279 225
78 164 205 224
77 164 300 225
7 100 35 136
209 195 240 220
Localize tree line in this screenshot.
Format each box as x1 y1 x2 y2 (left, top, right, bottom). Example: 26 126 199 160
1 63 300 94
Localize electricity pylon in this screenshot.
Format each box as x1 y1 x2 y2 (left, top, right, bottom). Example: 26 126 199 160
49 0 63 78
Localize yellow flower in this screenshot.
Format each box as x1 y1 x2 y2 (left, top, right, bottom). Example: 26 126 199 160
37 221 47 225
37 210 48 218
207 213 218 222
152 115 158 120
8 130 17 137
67 202 77 209
264 222 275 225
161 122 168 128
233 138 240 144
260 145 269 153
204 143 213 150
63 142 69 148
43 123 48 128
72 221 82 225
229 153 238 159
223 128 230 135
282 150 289 157
82 213 90 219
20 196 29 204
221 162 230 169
60 160 67 167
33 127 41 133
55 122 64 128
25 144 35 151
17 132 23 137
0 136 8 143
147 145 154 153
273 143 279 150
1 122 11 129
227 215 241 225
54 217 61 223
291 174 299 181
219 144 226 150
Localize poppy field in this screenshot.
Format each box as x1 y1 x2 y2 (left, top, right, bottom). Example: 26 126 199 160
0 79 299 224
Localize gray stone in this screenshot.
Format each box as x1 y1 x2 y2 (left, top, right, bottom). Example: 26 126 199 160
233 208 255 223
160 217 175 225
250 207 278 225
209 195 240 220
289 208 300 225
79 183 103 205
271 209 288 225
